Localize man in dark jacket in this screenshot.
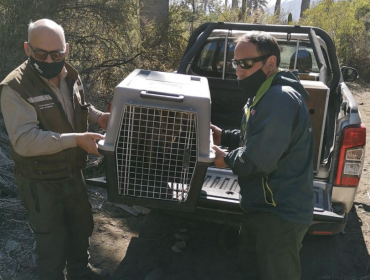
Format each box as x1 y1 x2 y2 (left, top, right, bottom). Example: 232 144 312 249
211 32 314 280
0 19 110 280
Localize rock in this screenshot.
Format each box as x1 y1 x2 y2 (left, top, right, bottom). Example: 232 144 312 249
114 203 140 216
133 205 151 215
5 240 22 256
171 245 182 253
174 233 189 241
6 259 20 276
109 221 117 226
175 241 186 249
179 228 188 233
31 252 37 264
187 222 197 229
144 268 165 280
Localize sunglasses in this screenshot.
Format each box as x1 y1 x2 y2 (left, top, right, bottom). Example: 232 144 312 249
231 54 271 69
27 42 66 62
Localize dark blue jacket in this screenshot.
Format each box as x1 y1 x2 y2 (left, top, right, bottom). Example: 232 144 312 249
222 70 314 225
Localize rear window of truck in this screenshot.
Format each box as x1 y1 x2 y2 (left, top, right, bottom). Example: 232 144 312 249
193 40 320 79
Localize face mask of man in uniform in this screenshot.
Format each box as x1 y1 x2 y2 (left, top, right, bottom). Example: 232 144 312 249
232 54 270 96
27 42 66 79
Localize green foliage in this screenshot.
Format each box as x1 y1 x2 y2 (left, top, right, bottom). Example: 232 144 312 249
299 0 370 81
0 0 304 106
0 0 141 101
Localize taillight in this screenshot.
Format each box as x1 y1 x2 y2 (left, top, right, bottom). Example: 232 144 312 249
335 124 366 187
108 102 112 112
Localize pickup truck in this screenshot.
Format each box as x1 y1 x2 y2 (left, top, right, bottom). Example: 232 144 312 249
90 22 366 235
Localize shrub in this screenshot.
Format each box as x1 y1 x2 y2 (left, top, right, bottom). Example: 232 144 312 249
299 0 370 81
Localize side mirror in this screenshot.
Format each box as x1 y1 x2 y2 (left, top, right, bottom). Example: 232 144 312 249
341 66 358 82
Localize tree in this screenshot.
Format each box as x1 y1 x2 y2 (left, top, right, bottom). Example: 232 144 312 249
274 0 281 16
300 0 370 81
250 0 268 11
0 0 182 97
239 0 268 20
288 12 293 24
140 0 169 25
300 0 310 18
241 0 247 18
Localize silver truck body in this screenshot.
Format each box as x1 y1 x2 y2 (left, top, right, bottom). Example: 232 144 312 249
92 23 365 235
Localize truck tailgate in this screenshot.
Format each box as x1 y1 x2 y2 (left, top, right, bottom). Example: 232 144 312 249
86 169 346 226
198 167 241 212
198 167 346 224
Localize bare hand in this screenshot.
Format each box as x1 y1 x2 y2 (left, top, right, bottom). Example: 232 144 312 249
212 145 228 168
211 124 222 145
76 132 105 156
97 113 110 130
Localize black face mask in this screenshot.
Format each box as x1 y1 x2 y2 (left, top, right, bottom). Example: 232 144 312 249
238 67 267 97
29 56 65 79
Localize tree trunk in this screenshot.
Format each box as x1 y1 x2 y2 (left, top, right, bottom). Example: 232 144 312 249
239 0 246 20
274 0 281 16
232 0 238 8
247 0 252 12
288 12 293 23
140 0 169 55
300 0 310 18
140 0 169 24
203 0 208 11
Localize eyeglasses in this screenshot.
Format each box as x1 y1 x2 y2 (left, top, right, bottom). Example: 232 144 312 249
27 43 66 62
231 54 271 70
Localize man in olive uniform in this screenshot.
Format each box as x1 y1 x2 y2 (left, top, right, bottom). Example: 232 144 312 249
0 19 110 280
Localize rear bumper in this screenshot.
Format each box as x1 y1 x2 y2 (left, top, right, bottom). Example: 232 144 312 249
308 205 348 235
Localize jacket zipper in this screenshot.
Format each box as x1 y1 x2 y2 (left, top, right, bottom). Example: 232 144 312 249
262 176 277 207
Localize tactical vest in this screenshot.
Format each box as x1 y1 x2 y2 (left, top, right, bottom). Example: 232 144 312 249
0 60 89 181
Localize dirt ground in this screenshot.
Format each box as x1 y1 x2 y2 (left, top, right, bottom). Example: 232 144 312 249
1 81 370 280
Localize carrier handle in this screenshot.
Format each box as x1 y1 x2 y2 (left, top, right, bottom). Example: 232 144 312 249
140 90 184 102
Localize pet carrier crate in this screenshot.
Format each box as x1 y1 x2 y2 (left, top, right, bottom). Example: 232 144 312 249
98 69 215 212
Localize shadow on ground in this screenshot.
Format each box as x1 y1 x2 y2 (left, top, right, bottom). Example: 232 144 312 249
110 210 243 280
301 205 370 280
107 206 370 280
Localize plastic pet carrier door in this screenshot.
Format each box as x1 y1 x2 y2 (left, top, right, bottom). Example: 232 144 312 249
99 69 214 212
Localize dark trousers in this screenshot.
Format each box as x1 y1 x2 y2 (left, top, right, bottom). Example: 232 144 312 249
239 211 309 280
16 171 94 280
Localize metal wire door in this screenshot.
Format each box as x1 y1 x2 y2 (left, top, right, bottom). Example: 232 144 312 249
116 105 198 202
